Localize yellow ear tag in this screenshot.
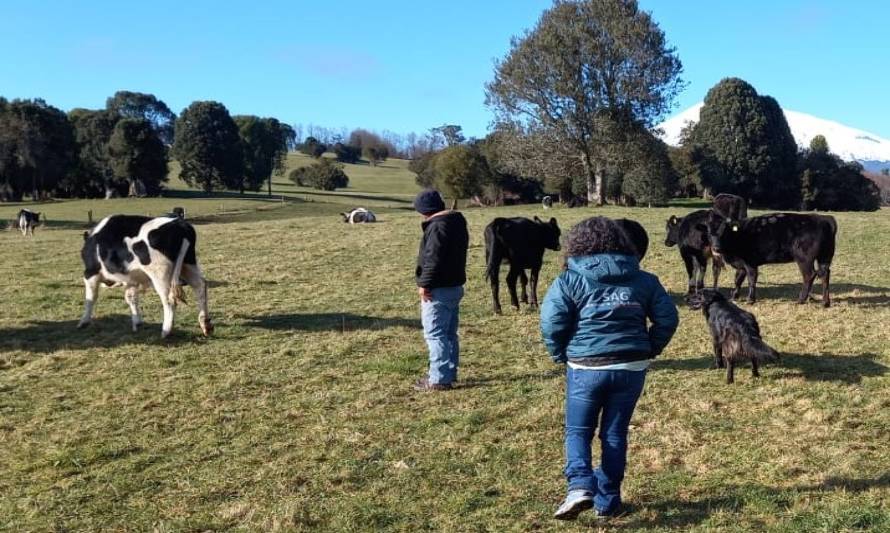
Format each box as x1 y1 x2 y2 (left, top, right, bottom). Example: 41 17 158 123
732 225 739 232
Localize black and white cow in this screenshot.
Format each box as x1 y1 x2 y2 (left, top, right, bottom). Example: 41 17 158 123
707 212 837 307
484 216 561 314
665 209 725 294
78 215 213 337
17 209 41 236
542 195 554 209
341 207 376 224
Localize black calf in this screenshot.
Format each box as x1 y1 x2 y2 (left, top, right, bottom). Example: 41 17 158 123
707 212 837 306
485 216 561 314
665 209 724 294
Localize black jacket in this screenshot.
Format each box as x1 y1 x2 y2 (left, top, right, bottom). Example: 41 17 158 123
415 211 469 288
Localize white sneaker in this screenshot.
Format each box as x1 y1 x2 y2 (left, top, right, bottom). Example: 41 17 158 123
553 489 594 520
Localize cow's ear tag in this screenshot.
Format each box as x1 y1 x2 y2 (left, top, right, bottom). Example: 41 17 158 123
732 225 739 232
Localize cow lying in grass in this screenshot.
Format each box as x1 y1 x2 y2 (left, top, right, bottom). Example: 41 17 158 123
341 208 376 224
688 290 779 384
77 215 213 338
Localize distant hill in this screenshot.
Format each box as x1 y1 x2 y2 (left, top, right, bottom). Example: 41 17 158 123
659 103 890 173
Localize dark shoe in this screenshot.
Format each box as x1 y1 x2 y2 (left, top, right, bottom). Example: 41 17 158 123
595 504 627 519
553 490 594 520
412 378 452 391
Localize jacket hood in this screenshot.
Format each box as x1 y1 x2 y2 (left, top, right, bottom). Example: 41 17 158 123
567 254 639 282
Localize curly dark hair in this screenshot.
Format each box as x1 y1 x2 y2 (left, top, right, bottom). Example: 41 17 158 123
564 216 636 257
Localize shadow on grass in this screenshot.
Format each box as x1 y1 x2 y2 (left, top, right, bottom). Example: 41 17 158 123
241 313 420 332
287 190 414 205
622 475 890 529
0 315 206 357
670 282 890 308
775 352 887 383
653 352 887 384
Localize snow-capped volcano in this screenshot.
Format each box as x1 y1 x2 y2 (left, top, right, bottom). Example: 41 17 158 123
658 103 890 172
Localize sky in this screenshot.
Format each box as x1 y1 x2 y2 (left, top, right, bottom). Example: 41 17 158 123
1 0 888 139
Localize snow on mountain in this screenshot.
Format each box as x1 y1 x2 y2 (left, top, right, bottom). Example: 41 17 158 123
658 103 890 172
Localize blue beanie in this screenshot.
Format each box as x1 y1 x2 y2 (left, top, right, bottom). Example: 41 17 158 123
414 189 446 215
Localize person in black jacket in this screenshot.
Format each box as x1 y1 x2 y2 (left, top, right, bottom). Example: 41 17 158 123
412 189 469 391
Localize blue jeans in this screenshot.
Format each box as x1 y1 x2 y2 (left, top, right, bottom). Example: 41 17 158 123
420 286 463 385
564 367 647 513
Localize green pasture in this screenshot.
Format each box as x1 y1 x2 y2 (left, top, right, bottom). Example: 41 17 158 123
1 165 888 531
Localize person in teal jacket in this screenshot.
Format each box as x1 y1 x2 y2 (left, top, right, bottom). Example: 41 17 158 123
541 216 679 520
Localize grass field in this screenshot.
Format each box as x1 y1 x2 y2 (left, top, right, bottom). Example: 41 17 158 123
1 163 889 531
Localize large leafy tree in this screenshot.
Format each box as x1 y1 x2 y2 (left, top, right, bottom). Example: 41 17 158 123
486 0 684 205
66 108 121 197
106 91 176 144
430 144 492 202
173 101 244 192
690 78 799 208
233 115 290 195
107 118 168 197
620 130 676 206
0 99 76 201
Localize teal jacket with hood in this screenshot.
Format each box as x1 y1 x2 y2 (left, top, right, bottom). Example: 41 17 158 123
540 254 679 365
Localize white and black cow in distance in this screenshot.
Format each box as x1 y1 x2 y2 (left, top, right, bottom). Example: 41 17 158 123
341 207 377 224
78 215 213 338
17 209 41 236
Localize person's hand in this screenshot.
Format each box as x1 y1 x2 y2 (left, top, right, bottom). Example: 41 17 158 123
418 287 433 302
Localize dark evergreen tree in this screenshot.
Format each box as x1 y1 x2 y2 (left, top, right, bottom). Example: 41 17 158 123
234 115 289 194
333 142 362 164
173 101 244 192
0 99 76 201
66 108 120 197
300 136 326 158
691 78 799 208
106 91 176 144
799 137 880 211
107 118 168 196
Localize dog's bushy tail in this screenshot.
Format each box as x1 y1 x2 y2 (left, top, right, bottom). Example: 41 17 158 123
741 334 779 363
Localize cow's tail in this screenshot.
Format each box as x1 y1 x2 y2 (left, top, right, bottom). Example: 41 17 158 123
816 216 837 278
484 225 498 281
741 333 779 363
169 238 190 305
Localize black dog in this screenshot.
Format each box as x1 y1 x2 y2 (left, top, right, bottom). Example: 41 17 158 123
687 290 779 384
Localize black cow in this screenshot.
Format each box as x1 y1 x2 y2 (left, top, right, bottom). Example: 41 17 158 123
485 216 561 314
707 212 837 307
665 209 724 294
713 193 747 220
17 209 41 236
78 215 213 337
614 218 648 260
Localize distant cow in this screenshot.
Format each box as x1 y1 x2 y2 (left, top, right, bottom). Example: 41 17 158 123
78 215 213 337
665 210 725 294
542 196 553 209
614 218 649 260
707 212 837 307
485 216 561 314
713 193 747 220
17 209 41 236
341 207 376 224
170 207 186 219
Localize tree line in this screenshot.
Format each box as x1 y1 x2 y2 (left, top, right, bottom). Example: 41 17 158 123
436 0 879 212
0 91 295 201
